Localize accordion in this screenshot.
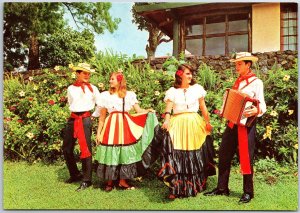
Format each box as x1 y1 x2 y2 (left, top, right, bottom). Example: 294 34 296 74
221 89 259 126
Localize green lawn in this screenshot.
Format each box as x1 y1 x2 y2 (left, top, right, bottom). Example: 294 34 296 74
3 161 298 210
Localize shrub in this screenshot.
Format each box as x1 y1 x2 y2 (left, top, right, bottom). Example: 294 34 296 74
3 54 298 165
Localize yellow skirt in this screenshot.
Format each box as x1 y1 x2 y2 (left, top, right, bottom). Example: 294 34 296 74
169 112 208 151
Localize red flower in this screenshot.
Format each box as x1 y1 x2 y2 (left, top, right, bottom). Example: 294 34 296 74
60 96 66 102
9 106 16 111
116 74 123 82
48 100 55 105
161 113 166 119
213 109 220 114
176 70 184 76
17 119 23 123
28 97 33 101
55 90 61 94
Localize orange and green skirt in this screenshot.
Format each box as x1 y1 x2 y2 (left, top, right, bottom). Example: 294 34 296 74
95 111 160 180
158 112 216 197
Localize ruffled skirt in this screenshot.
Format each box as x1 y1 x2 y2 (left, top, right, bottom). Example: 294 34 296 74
158 112 216 197
95 112 161 180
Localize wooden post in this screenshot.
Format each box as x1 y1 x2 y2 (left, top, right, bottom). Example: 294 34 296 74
202 17 206 56
248 11 252 52
173 18 179 57
225 14 229 56
179 19 185 56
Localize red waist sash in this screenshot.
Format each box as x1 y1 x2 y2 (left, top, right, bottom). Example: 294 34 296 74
70 111 91 159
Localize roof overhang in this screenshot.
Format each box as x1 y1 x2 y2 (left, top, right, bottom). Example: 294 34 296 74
134 2 256 38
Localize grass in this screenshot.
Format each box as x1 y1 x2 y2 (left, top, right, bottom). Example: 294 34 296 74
3 161 298 210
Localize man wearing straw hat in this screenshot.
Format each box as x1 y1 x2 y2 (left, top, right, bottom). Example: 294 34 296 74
204 52 266 203
62 63 101 191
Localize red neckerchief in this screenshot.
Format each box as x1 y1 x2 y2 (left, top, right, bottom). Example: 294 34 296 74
232 71 256 90
73 80 93 93
228 70 256 175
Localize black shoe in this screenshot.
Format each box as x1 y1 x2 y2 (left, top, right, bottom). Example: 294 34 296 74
65 174 83 184
203 188 230 196
76 181 92 192
238 193 253 204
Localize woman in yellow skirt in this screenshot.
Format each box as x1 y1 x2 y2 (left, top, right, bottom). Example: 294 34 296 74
159 63 216 199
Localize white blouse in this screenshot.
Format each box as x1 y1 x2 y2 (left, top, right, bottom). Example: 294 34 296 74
93 91 138 116
164 84 206 114
67 84 101 112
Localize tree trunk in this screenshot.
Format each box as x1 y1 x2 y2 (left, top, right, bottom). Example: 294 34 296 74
146 27 160 60
146 27 172 60
28 33 40 70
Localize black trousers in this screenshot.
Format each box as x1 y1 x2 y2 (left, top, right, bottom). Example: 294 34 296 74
62 116 93 182
217 124 256 196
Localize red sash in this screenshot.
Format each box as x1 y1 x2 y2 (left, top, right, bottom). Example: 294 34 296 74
70 111 91 159
228 71 256 175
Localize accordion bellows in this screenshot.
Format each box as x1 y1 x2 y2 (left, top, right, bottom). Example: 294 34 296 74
221 89 258 126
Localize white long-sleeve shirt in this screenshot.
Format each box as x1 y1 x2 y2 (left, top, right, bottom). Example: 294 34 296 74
67 84 101 112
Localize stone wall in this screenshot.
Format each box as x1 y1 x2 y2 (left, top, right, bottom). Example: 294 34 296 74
132 50 298 73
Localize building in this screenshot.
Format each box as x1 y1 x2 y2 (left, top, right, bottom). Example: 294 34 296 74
134 2 298 57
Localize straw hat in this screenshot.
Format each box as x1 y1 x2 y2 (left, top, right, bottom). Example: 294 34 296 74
71 63 95 73
230 52 258 63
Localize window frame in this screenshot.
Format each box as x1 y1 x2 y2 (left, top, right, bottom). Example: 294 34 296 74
280 3 298 51
184 9 252 56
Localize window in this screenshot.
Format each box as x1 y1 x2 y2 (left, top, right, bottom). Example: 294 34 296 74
185 11 250 56
281 3 297 51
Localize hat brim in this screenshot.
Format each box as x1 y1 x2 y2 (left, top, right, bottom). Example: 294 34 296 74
230 56 258 63
72 66 95 73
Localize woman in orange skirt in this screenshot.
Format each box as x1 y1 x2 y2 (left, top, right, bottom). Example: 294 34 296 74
159 63 216 199
95 70 159 192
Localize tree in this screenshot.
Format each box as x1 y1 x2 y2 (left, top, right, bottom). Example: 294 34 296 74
40 28 96 68
4 2 120 70
131 3 171 59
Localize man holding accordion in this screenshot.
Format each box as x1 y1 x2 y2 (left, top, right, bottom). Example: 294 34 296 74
204 52 267 204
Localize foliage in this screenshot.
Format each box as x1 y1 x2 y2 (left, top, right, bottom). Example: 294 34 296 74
3 69 72 162
4 2 120 70
4 2 64 69
162 53 186 75
3 53 298 165
195 61 298 164
255 61 298 163
40 27 96 68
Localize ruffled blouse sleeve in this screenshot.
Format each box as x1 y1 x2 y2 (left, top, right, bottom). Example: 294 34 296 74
127 91 139 107
194 84 207 99
164 87 176 103
98 91 109 109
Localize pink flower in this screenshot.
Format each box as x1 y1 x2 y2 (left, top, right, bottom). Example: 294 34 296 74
48 100 55 105
5 117 11 122
176 70 184 76
55 90 61 94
